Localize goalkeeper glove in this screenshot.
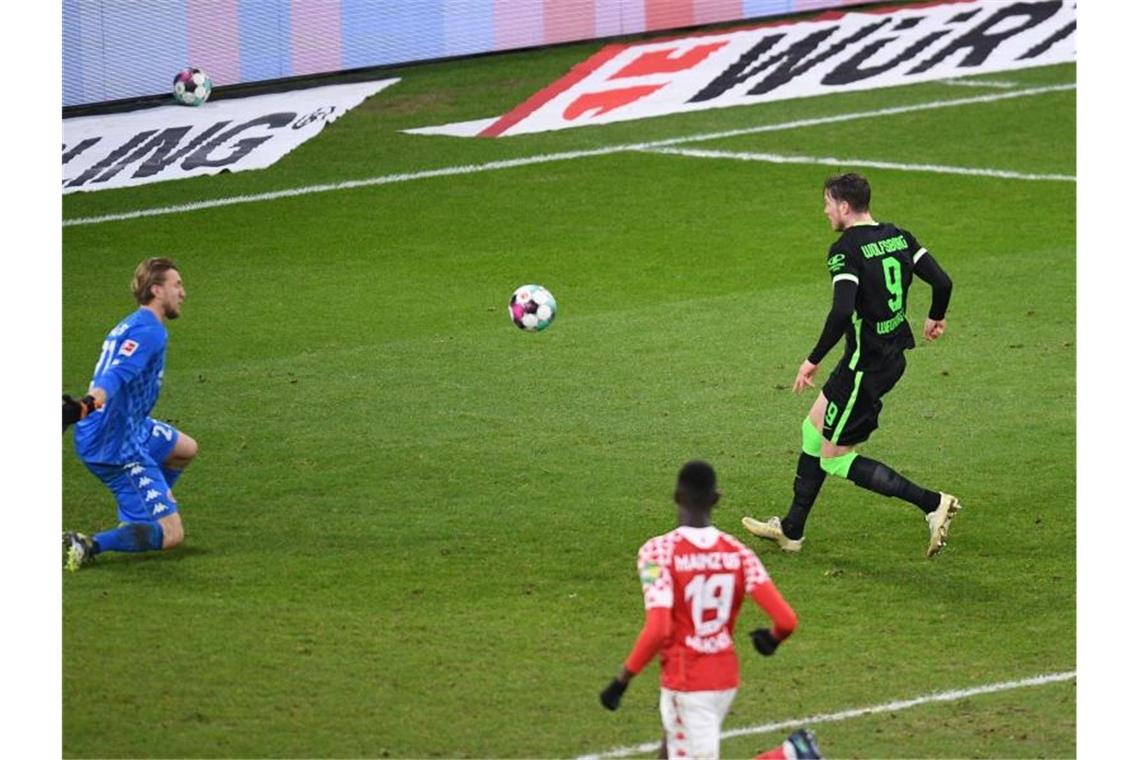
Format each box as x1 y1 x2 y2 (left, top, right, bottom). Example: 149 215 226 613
599 678 628 711
750 627 781 656
62 394 99 432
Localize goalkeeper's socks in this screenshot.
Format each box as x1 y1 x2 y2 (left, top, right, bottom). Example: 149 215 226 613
782 453 826 540
93 522 164 554
847 456 940 513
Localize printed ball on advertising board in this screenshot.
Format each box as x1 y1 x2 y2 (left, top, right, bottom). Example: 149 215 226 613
173 67 212 106
509 284 557 332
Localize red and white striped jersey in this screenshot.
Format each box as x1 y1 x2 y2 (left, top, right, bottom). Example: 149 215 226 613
636 525 770 691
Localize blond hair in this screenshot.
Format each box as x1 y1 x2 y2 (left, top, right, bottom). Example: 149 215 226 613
131 257 179 304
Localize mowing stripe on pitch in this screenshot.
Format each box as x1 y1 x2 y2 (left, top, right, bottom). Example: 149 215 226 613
643 147 1076 183
63 83 1074 228
941 78 1019 89
578 670 1076 760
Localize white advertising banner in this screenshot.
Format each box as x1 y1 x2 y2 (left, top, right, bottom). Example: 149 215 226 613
63 79 398 193
410 0 1074 138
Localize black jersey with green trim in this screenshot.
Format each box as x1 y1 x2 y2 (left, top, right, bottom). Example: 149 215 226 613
826 222 924 371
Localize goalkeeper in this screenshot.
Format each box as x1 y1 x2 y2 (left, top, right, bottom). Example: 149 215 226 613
61 258 198 571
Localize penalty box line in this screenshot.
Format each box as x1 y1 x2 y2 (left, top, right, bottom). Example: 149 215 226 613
578 670 1076 760
642 146 1076 183
63 83 1074 228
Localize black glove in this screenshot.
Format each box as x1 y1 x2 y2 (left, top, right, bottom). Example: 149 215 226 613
751 627 781 656
599 678 628 711
62 394 98 432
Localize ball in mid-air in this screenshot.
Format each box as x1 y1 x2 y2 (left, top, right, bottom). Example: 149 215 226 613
173 67 212 106
509 284 557 332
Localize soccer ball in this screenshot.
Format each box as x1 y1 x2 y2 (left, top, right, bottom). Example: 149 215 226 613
509 284 557 332
173 67 212 106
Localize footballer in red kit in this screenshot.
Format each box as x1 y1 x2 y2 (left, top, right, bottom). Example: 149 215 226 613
637 528 779 692
600 462 819 760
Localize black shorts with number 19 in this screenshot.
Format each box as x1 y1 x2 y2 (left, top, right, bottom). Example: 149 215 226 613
821 352 907 447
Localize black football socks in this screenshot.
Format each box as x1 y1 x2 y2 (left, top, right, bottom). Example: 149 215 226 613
782 452 826 540
846 455 940 513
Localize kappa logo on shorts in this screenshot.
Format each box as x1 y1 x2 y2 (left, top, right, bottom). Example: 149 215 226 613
145 489 161 501
138 476 153 487
152 502 169 515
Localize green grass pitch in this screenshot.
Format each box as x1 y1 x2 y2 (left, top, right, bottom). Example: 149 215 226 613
61 28 1075 759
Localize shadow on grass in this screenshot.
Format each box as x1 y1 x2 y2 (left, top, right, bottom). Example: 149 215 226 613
67 544 211 574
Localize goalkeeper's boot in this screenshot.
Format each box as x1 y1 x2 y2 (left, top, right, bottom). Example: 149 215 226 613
741 516 803 552
925 492 961 557
63 531 95 572
787 728 822 760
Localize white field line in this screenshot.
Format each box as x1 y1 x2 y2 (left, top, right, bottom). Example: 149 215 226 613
63 83 1074 228
643 146 1076 183
643 83 1073 148
941 78 1019 88
578 670 1076 760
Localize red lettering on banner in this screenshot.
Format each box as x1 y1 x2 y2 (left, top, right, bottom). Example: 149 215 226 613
563 84 664 121
609 42 729 79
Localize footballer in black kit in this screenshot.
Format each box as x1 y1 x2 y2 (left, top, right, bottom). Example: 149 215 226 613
743 173 962 558
815 221 951 445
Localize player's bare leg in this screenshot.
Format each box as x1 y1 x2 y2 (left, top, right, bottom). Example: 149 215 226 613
157 433 191 549
162 432 198 487
159 511 185 549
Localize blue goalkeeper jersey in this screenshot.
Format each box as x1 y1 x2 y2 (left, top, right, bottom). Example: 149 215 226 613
74 308 168 465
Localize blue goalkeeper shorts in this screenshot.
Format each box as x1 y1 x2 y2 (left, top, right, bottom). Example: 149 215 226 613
82 419 183 524
84 459 179 524
146 418 180 466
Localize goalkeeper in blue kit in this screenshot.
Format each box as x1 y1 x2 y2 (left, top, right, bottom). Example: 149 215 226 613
62 258 198 571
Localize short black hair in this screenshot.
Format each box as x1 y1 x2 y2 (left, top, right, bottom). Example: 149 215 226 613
677 460 717 506
824 173 871 212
